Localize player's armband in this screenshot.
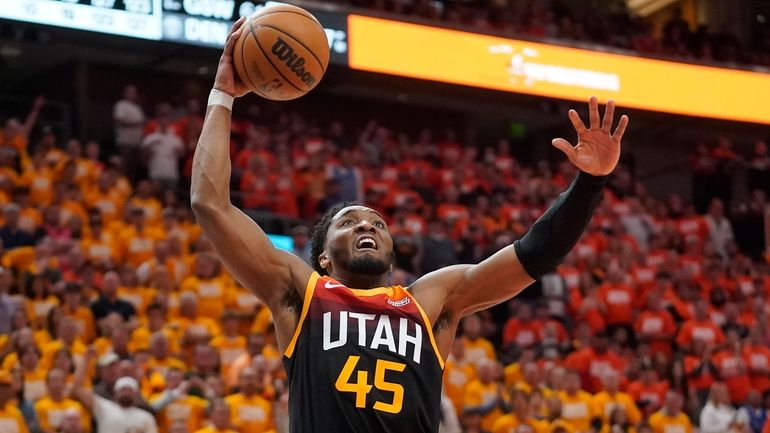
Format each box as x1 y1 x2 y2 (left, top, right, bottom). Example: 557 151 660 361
513 171 607 279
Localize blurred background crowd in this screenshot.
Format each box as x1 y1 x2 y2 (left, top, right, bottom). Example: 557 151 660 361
1 1 770 433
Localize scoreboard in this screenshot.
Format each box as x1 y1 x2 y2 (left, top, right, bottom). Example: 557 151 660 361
0 0 163 39
0 0 348 64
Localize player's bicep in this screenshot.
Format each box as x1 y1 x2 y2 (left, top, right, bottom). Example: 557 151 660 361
448 245 534 317
195 204 312 306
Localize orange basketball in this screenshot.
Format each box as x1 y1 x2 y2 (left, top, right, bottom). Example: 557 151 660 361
233 4 330 101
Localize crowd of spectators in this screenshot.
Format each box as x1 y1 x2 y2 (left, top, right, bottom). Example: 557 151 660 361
324 0 770 68
0 83 769 433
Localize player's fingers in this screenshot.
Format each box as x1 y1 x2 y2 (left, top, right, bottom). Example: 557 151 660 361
588 96 600 130
552 138 576 161
612 115 630 142
223 28 243 56
229 16 246 37
568 109 587 134
601 99 615 133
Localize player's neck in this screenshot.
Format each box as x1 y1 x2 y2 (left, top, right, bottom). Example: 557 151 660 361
331 270 387 289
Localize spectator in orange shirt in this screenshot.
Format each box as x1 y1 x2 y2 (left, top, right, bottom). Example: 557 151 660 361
675 299 725 352
503 303 543 350
627 367 669 416
684 340 718 407
634 296 676 357
743 326 770 395
712 329 751 404
564 332 626 393
597 266 636 329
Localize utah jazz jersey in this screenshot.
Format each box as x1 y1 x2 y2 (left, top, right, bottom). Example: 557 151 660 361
283 272 445 433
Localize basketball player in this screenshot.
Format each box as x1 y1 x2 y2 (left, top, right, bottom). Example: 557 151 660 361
191 18 629 433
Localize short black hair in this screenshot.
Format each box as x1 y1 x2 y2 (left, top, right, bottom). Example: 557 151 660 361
310 202 358 276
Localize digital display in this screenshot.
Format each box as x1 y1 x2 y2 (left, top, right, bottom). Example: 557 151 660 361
0 0 347 64
161 1 348 65
267 234 294 252
348 15 770 124
0 0 163 40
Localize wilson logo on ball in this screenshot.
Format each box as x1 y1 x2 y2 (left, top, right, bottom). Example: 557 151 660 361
271 37 316 87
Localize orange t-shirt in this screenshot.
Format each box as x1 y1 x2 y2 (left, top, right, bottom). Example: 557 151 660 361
675 320 725 348
598 283 635 326
744 344 770 393
626 380 669 413
502 319 543 347
712 350 751 403
634 310 676 356
684 355 716 392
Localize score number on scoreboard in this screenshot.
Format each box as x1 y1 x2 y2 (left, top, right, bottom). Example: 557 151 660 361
0 0 163 40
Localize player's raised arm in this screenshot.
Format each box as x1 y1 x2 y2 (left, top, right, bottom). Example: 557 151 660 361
190 17 312 312
413 97 629 320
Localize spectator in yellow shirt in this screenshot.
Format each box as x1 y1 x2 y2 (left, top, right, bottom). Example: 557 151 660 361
19 345 47 403
41 317 87 370
194 400 238 433
464 359 507 432
461 314 497 368
171 293 221 346
117 207 165 267
592 371 642 426
34 368 90 433
145 332 186 378
648 391 692 433
0 370 29 433
211 312 246 382
57 408 88 433
225 366 274 433
61 283 96 344
225 332 266 391
151 369 208 433
444 338 477 417
492 390 549 433
127 180 163 227
558 371 594 432
117 266 156 316
180 254 232 321
85 173 124 224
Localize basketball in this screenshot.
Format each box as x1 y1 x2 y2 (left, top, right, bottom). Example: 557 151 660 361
233 4 330 101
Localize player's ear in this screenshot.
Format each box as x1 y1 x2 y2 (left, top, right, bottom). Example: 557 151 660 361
319 252 330 272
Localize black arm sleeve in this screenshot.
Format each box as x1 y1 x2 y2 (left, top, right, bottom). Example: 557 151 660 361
513 171 608 279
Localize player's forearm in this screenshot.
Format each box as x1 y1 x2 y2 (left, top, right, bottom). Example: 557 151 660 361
513 171 607 279
191 104 233 211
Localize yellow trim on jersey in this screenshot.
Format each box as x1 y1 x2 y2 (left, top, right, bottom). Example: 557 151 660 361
348 287 394 297
404 290 445 370
284 272 320 358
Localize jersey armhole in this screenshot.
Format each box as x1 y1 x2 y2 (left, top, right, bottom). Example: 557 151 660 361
404 290 446 370
283 272 320 358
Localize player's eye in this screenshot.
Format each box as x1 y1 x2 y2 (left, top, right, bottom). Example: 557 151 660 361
374 221 386 228
341 220 354 226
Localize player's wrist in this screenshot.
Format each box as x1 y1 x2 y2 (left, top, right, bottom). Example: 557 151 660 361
208 88 235 110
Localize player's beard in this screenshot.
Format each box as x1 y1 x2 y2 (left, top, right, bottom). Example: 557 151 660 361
342 255 390 276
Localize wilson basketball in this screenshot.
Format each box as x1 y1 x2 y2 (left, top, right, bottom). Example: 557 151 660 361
233 4 330 101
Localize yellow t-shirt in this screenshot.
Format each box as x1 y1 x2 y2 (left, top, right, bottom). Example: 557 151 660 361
34 397 90 432
462 337 496 366
62 306 96 344
153 394 207 433
194 427 239 433
23 368 48 403
211 335 247 379
463 380 504 432
648 410 693 433
591 391 642 425
491 414 549 433
558 390 595 432
180 277 233 321
0 402 30 433
443 357 476 416
225 393 274 433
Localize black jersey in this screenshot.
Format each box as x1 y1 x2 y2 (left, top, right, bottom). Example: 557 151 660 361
282 272 445 433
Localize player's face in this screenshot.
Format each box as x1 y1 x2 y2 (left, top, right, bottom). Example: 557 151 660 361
324 206 393 276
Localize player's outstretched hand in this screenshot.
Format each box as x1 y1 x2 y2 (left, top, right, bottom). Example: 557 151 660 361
552 96 629 176
214 16 249 98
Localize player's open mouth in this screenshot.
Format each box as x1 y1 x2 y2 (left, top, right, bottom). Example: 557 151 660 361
355 235 378 251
